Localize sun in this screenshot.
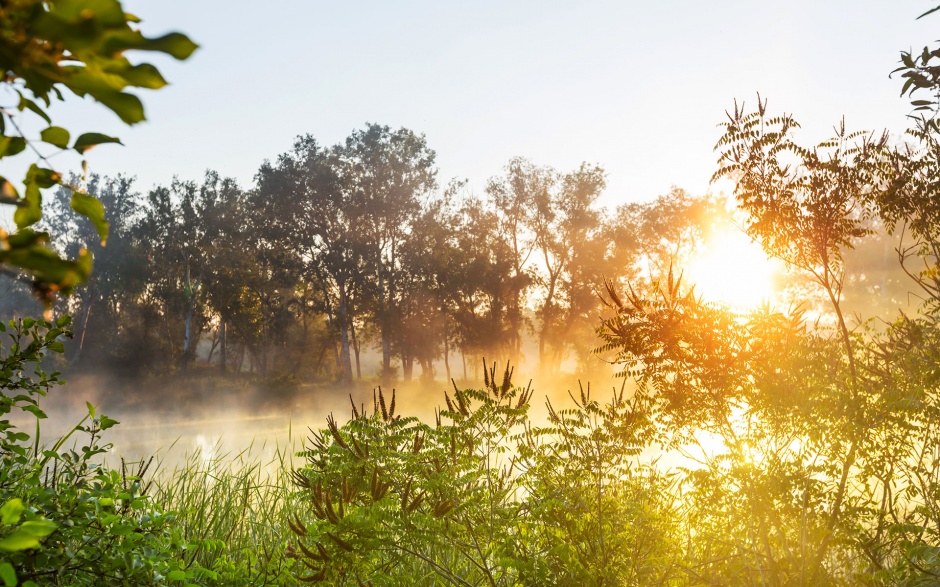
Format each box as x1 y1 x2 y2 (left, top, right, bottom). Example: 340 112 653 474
686 228 781 310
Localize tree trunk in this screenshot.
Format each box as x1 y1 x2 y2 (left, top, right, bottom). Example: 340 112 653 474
402 356 413 382
72 294 93 363
379 266 392 384
420 358 433 382
206 331 219 365
220 320 227 374
181 261 198 374
350 319 362 380
332 341 341 374
539 330 547 374
337 280 354 384
443 325 451 381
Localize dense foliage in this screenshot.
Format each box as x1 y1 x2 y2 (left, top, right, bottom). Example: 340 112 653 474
0 317 304 585
3 145 728 383
4 3 940 587
0 0 196 300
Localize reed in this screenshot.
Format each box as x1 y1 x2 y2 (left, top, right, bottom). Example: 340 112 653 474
152 437 304 586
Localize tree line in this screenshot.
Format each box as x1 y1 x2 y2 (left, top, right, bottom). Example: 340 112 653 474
0 124 725 383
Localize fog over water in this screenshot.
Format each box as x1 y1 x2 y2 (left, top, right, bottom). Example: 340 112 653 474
16 368 616 474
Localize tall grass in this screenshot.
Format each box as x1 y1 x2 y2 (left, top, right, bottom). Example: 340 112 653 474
152 437 303 586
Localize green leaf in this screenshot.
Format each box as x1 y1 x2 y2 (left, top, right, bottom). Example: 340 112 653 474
0 177 19 204
0 562 16 587
115 63 168 90
39 126 70 149
98 415 119 430
86 402 96 419
138 32 199 60
0 136 26 158
0 240 92 293
0 533 36 552
49 0 126 25
0 499 24 525
70 191 109 244
167 570 187 581
21 405 46 419
104 93 145 125
0 521 57 552
72 133 122 155
16 95 51 125
14 166 61 230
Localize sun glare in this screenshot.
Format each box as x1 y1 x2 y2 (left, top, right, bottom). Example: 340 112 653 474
686 228 780 311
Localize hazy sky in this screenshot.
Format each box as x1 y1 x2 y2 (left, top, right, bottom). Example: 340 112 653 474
21 1 935 208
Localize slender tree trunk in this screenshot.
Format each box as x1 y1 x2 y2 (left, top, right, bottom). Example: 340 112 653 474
235 346 245 373
261 302 270 378
420 358 433 382
378 264 392 383
538 331 547 374
220 320 227 373
316 276 342 372
181 261 198 374
72 294 93 363
402 356 413 382
350 319 362 380
337 280 354 384
443 321 451 381
539 265 559 373
206 333 219 365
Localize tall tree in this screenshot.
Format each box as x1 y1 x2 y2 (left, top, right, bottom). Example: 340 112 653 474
485 158 543 364
396 185 466 381
134 174 240 371
529 163 606 373
449 195 518 375
255 136 363 384
342 124 437 383
45 175 145 364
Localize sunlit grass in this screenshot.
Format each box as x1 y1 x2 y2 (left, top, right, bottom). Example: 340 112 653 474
152 438 303 585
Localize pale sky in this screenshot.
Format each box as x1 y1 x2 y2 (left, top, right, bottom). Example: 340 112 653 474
13 1 935 209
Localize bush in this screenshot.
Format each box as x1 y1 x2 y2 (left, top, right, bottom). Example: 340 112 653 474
289 363 682 586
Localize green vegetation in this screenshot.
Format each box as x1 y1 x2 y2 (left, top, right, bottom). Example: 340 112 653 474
5 2 940 587
0 317 303 585
0 0 195 301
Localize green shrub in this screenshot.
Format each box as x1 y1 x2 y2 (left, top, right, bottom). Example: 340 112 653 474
289 363 682 586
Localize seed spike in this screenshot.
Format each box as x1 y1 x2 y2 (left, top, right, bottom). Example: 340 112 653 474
297 540 322 561
349 394 360 419
326 414 349 450
501 361 513 397
378 387 389 422
444 392 455 414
